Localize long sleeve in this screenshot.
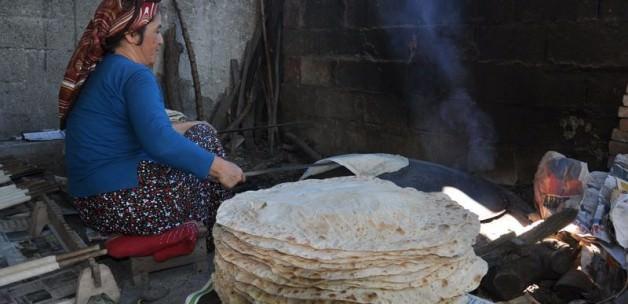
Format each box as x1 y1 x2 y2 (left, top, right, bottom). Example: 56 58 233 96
124 68 214 179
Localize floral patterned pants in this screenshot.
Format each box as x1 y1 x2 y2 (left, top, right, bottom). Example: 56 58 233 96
73 124 231 236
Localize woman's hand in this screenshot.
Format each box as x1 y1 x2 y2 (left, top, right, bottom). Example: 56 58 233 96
209 157 245 189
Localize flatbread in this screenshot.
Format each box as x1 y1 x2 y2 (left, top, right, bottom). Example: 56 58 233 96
300 153 409 179
217 177 479 252
213 176 486 304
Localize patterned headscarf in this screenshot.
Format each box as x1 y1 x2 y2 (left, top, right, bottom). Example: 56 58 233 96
58 0 160 128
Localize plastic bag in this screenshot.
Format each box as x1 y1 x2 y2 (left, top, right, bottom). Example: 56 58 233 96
533 151 589 219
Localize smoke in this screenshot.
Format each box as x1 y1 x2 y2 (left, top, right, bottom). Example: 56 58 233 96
381 0 497 171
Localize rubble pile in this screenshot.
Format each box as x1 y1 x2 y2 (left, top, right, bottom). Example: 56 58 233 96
212 176 488 303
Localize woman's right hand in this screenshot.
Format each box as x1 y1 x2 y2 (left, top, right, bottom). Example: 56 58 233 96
209 157 245 189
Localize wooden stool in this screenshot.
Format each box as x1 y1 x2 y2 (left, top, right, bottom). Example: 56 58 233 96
130 227 209 285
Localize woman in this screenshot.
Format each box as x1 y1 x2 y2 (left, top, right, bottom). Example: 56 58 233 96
59 0 244 236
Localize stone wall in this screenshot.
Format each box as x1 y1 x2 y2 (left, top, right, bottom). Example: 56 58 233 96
280 0 628 184
0 0 256 138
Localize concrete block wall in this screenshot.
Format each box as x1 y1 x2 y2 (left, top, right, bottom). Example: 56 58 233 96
0 0 256 138
280 0 628 184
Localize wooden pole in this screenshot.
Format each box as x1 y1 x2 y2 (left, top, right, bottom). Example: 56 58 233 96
172 0 204 120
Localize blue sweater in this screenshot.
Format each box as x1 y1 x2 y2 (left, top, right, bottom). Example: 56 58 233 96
65 54 214 197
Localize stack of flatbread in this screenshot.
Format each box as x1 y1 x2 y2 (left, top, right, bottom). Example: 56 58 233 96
213 176 487 303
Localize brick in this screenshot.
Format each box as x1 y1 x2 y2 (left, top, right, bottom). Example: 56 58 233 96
612 128 628 142
623 95 628 107
619 107 628 118
514 0 598 23
0 17 45 48
475 25 546 62
610 141 628 155
547 23 628 66
303 0 345 29
300 58 334 86
621 119 628 131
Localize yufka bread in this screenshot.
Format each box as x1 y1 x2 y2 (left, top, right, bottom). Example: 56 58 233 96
214 176 487 304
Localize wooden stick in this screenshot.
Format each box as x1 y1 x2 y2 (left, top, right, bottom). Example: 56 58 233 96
270 22 282 153
259 0 274 101
172 0 204 120
0 195 30 210
163 26 184 112
58 249 108 268
0 248 108 287
209 59 241 123
226 61 262 132
0 256 58 287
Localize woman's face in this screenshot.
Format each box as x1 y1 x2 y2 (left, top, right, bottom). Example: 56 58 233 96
137 13 163 67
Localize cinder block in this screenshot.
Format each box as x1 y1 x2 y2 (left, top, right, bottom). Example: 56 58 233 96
334 61 403 93
283 56 301 85
547 23 628 66
0 49 28 82
0 17 45 48
0 0 45 18
362 93 409 128
45 18 76 50
514 0 597 22
475 25 546 62
44 49 73 83
303 0 345 29
300 58 333 86
467 0 515 25
75 0 101 35
283 29 362 57
283 0 303 29
47 0 76 19
316 88 364 122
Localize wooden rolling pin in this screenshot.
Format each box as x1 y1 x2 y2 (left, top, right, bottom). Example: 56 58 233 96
0 245 107 287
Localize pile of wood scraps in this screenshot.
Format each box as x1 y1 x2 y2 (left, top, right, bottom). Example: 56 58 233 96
0 156 113 304
165 0 318 158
